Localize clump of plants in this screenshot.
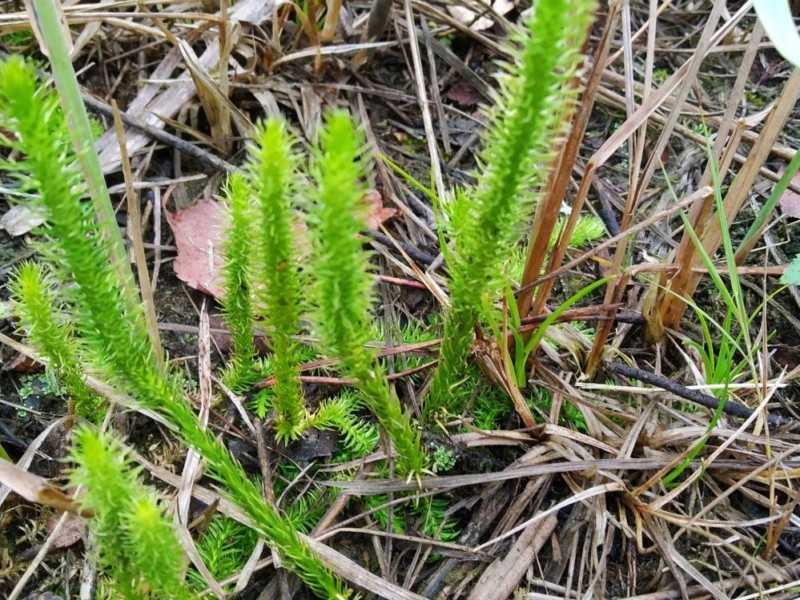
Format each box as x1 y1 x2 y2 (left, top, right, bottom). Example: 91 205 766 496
189 515 258 591
427 0 596 416
0 56 350 599
308 112 425 476
11 262 100 419
0 0 600 594
218 114 424 475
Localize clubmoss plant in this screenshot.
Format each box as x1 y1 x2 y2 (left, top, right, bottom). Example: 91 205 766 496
506 214 606 284
189 515 257 590
10 262 99 418
305 392 380 457
427 0 596 416
551 214 605 251
249 119 306 441
309 111 425 477
0 57 349 599
224 119 383 452
220 173 259 392
283 485 334 533
70 427 190 599
0 57 154 382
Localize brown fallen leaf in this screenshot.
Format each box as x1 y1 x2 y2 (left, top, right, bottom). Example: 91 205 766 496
3 353 41 373
166 199 226 299
166 198 313 300
363 190 397 230
446 81 480 107
163 189 395 302
46 512 85 550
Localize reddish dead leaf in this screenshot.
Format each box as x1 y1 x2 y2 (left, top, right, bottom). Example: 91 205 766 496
166 199 225 299
363 190 397 230
47 512 85 550
446 81 480 107
162 190 393 299
780 174 800 218
3 353 41 373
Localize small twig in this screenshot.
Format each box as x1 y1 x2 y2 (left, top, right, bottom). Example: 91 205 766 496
605 362 787 427
368 230 436 266
256 361 436 390
255 419 275 506
403 0 446 201
420 18 450 155
83 93 235 173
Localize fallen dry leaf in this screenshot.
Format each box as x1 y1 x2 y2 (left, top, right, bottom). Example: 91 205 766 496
162 189 396 302
166 199 226 299
0 459 82 514
0 205 45 237
780 174 800 218
166 198 313 300
363 190 397 230
46 512 85 550
3 353 41 373
446 81 481 107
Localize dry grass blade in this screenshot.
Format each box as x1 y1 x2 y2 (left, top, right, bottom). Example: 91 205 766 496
177 302 212 524
520 186 713 295
584 0 728 375
94 0 268 172
0 459 82 514
475 482 623 552
517 1 620 319
0 416 66 509
321 457 776 495
112 100 164 367
526 16 733 332
174 523 226 598
170 33 250 152
656 68 800 330
467 514 558 600
403 0 446 202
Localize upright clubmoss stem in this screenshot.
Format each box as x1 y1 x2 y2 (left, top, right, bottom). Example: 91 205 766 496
309 111 426 477
427 0 596 417
250 120 306 441
221 173 258 391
